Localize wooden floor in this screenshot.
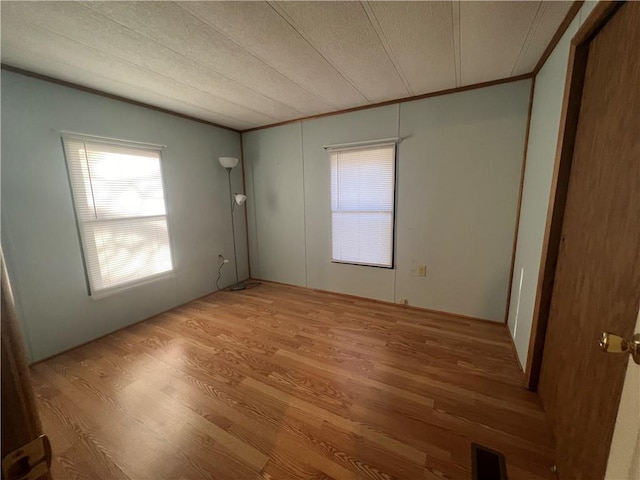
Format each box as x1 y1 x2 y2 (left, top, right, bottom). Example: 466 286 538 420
31 282 556 479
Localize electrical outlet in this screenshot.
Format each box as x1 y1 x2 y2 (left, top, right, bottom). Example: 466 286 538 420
218 254 229 264
417 265 427 277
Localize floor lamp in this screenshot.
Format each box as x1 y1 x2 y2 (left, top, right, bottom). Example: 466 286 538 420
219 157 247 291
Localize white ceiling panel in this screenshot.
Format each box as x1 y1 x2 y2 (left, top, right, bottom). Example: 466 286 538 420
365 1 456 94
271 1 410 102
2 49 254 130
2 2 293 122
460 1 541 85
1 18 269 129
0 1 575 130
178 1 368 109
80 1 333 117
511 1 574 75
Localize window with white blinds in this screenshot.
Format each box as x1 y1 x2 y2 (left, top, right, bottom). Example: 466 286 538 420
62 136 174 297
330 143 396 268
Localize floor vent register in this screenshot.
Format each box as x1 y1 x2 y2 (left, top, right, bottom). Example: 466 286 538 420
471 443 507 480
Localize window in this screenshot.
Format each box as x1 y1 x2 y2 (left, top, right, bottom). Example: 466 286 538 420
62 135 174 297
330 143 396 268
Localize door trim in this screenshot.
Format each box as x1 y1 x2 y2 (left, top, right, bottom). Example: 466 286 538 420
525 1 624 390
1 248 52 479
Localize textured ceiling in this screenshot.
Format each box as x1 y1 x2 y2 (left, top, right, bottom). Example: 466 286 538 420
1 1 573 131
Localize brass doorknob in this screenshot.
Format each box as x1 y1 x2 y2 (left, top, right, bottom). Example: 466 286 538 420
599 332 640 364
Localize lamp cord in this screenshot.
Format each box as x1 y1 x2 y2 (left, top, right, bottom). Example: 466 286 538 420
215 261 224 291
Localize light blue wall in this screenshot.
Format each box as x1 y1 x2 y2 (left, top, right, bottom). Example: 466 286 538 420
1 70 247 362
398 81 529 321
243 123 306 286
244 79 532 321
508 2 598 367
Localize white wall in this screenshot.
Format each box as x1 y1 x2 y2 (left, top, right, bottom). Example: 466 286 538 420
508 1 599 368
244 79 532 321
1 70 247 362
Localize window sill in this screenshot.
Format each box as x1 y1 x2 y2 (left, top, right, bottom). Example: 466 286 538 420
330 260 394 269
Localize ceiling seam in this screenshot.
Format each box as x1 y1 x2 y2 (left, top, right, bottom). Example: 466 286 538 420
76 1 306 119
360 1 413 97
451 1 461 87
168 1 340 112
266 1 372 103
6 13 279 125
510 1 546 76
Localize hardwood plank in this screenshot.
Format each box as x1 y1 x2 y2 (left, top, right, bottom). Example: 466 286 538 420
31 282 555 479
241 375 427 465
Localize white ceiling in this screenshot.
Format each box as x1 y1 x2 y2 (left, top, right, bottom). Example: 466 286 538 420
1 1 573 131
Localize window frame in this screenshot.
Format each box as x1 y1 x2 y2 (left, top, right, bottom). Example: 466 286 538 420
329 142 398 269
61 134 175 299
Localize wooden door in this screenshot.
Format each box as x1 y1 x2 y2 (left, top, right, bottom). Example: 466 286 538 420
538 2 640 479
1 250 52 479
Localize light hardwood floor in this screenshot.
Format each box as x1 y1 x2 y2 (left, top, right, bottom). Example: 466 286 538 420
31 282 556 479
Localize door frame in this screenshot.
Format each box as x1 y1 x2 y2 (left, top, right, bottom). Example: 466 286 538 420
525 1 625 390
1 248 53 479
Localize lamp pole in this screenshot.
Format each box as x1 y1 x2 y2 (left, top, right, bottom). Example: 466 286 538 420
226 167 244 290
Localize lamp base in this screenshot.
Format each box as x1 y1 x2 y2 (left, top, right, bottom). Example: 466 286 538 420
228 282 247 291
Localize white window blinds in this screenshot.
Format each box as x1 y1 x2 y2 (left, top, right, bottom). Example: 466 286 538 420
330 143 396 268
62 136 174 296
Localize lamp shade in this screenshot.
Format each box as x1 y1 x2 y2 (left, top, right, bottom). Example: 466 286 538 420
218 156 239 168
234 194 247 206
